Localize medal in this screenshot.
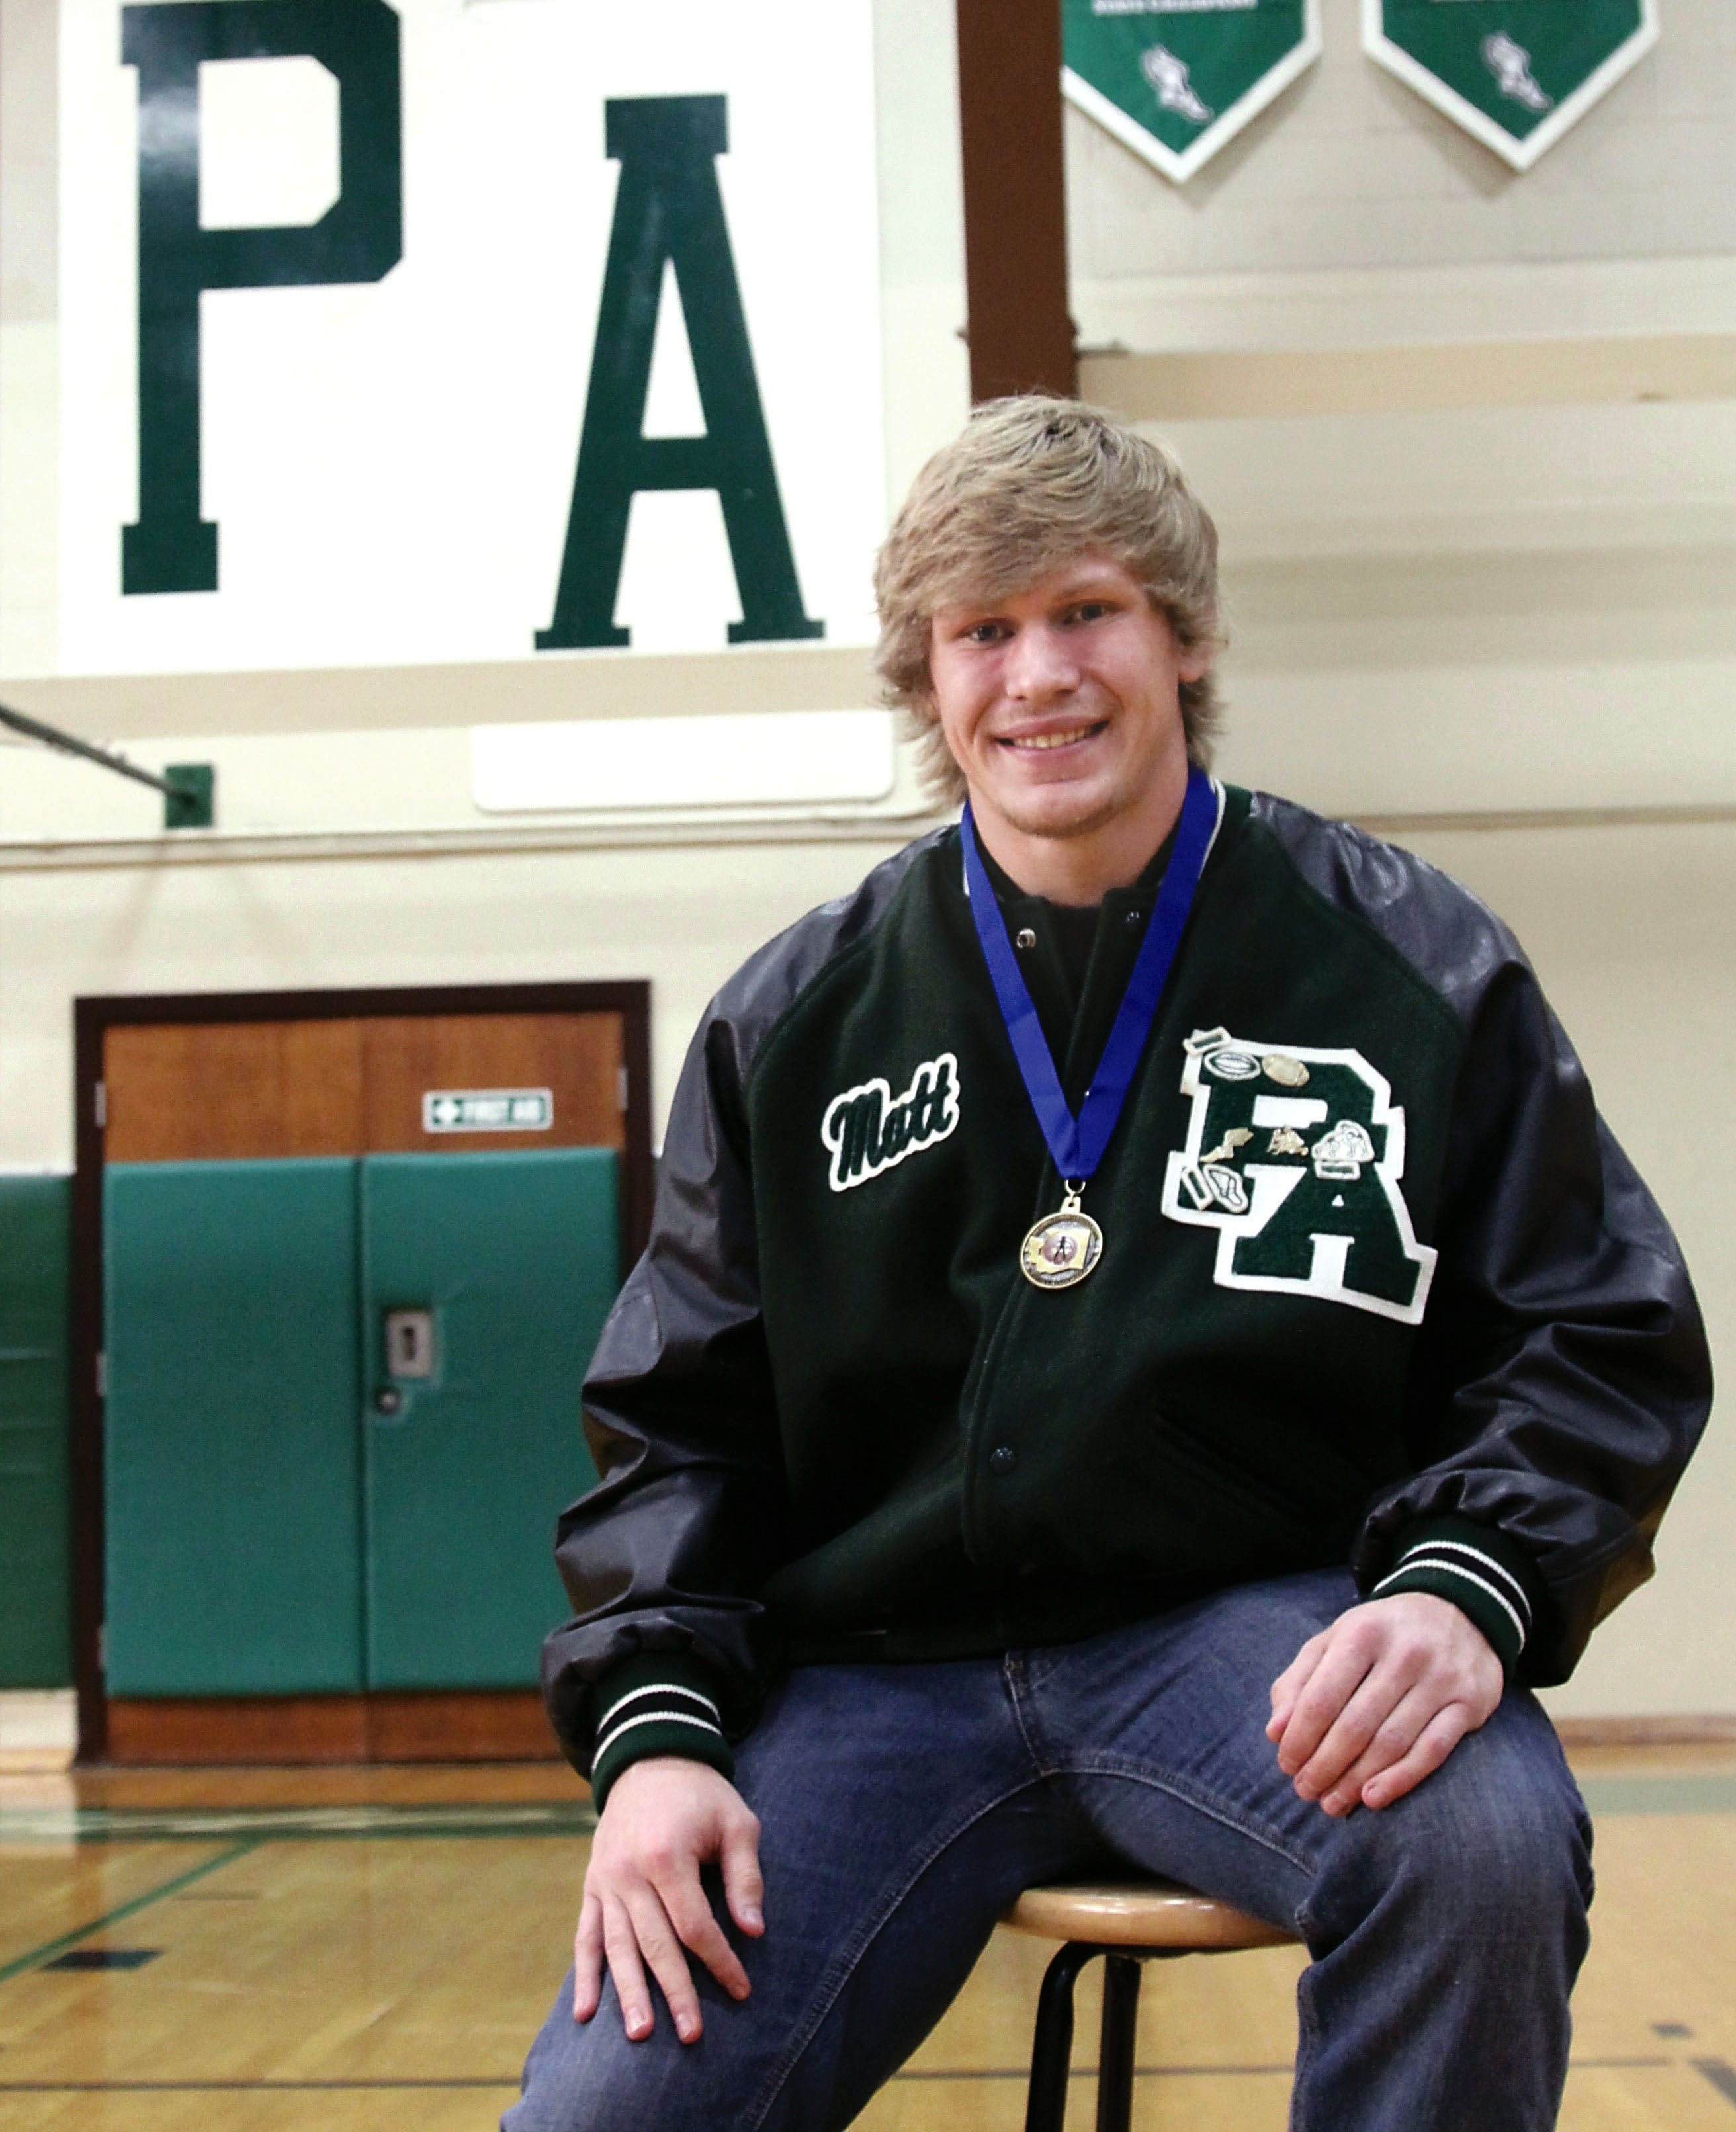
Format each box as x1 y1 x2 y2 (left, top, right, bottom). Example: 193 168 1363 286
961 768 1222 1291
1020 1183 1103 1290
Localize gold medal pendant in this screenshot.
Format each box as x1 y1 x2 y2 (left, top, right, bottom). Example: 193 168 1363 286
961 775 1220 1299
1020 1183 1103 1291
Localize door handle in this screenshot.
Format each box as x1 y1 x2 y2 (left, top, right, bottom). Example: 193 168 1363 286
376 1308 435 1416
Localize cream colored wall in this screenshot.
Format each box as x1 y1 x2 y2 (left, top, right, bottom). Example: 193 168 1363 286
0 833 914 1173
1 0 1730 1713
1393 822 1735 1719
8 820 1728 1725
4 809 1725 1717
1054 0 1735 1713
1068 0 1736 335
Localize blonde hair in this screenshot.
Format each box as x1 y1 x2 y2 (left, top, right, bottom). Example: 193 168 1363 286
873 397 1223 806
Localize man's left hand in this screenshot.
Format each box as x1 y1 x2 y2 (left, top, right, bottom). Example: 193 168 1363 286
1267 1592 1502 1816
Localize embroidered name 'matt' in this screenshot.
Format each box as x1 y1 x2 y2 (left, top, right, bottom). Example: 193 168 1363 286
822 1052 961 1193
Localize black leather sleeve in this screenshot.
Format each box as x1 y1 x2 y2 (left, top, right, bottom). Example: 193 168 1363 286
1251 794 1713 1683
1360 958 1711 1682
539 838 937 1775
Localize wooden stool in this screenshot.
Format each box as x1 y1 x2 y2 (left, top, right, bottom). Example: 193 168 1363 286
1001 1882 1301 2132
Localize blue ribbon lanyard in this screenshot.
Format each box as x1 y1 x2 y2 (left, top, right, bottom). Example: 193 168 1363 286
960 765 1219 1192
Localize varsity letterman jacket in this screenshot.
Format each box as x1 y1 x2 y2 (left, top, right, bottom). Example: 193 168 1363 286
541 787 1711 1805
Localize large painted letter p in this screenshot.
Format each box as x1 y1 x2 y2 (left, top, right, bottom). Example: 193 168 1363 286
121 0 402 596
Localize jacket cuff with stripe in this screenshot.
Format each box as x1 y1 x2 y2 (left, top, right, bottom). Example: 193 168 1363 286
1369 1514 1547 1680
587 1651 736 1812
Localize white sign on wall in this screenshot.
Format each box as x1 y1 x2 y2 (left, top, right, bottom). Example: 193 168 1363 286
423 1089 552 1132
59 0 886 675
471 710 898 814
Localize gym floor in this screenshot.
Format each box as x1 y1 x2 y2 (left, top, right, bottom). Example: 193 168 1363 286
1 1746 1734 2131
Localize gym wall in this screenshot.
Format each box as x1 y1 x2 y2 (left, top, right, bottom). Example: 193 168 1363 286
1064 0 1736 1723
0 0 1730 1725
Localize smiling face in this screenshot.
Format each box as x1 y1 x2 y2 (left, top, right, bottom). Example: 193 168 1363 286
926 555 1212 904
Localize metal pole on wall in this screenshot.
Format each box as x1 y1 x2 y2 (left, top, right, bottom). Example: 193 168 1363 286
0 702 214 829
955 0 1078 404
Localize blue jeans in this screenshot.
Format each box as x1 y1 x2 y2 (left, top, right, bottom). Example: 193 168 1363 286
506 1569 1592 2131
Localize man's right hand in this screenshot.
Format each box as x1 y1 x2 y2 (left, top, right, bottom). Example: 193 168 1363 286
574 1756 765 2044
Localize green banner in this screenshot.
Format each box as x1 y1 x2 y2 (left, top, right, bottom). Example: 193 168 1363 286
1364 1 1657 171
1063 0 1321 185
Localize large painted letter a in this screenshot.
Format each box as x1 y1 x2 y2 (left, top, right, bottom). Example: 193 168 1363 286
537 95 822 652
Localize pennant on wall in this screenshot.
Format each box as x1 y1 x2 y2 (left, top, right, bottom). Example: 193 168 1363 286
1362 0 1659 173
1063 0 1322 185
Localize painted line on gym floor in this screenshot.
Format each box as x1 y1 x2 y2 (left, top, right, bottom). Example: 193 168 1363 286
0 1841 259 1986
1694 2059 1736 2108
5 1770 1730 1848
1569 2059 1682 2069
0 2080 519 2092
0 1804 595 1846
889 2056 1671 2082
0 2057 1678 2094
1575 1775 1736 1817
892 2064 1292 2080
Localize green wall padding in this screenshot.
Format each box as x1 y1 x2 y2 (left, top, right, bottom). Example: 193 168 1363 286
101 1150 617 1700
105 1160 367 1695
0 1174 73 1689
361 1149 613 1689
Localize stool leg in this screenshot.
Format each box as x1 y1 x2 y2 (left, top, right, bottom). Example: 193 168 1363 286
1025 1943 1098 2132
1095 1954 1143 2132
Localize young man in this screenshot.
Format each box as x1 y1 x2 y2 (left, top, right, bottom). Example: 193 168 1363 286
507 400 1710 2132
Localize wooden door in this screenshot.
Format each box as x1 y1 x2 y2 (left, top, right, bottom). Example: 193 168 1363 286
103 1014 626 1164
79 986 648 1764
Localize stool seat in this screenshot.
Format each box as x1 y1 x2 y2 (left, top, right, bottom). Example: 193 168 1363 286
1004 1879 1298 1952
1002 1882 1302 2131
